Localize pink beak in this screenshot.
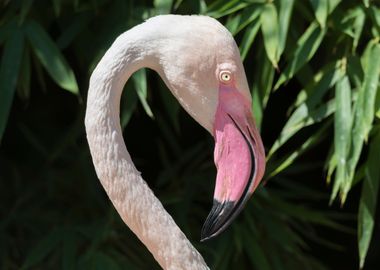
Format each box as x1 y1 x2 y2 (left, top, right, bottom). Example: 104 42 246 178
201 84 266 241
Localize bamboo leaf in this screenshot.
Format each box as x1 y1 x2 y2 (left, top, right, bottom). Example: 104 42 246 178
25 20 79 94
132 69 154 118
239 18 261 61
0 27 24 141
277 0 295 57
332 75 352 201
226 5 262 35
269 61 342 158
352 7 365 52
260 3 279 67
154 0 173 14
362 43 380 140
207 0 252 19
345 42 380 201
358 129 380 269
251 44 275 129
310 0 329 28
269 121 329 178
274 21 326 90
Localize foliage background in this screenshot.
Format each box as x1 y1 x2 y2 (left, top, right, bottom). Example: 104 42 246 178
1 0 380 269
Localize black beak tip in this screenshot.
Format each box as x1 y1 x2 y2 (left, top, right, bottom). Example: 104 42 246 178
200 199 237 242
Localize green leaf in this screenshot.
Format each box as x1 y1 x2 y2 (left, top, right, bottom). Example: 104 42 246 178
0 27 24 141
376 86 380 119
207 0 252 19
154 0 173 14
269 99 335 159
310 0 329 28
277 0 295 57
25 20 79 94
345 42 380 200
358 129 380 269
361 43 380 141
260 3 279 67
332 75 352 201
293 60 342 109
274 21 326 90
239 18 261 61
268 121 329 178
226 5 262 35
132 69 154 118
351 7 365 52
251 44 275 129
269 61 342 158
370 6 380 31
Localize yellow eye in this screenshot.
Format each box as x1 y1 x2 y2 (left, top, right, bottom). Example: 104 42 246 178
219 71 232 83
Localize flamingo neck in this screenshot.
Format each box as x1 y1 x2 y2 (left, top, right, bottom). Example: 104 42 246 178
85 29 208 270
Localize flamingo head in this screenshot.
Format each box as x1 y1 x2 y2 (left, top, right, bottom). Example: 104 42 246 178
147 15 266 241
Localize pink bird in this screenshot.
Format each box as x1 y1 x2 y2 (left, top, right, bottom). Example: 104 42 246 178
85 15 265 270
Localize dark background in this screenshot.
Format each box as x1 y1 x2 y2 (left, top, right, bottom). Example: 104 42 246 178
1 0 379 269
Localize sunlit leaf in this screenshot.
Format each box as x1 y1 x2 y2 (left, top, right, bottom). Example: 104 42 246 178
269 61 343 158
268 121 329 178
277 0 295 57
25 20 79 94
260 3 279 68
358 129 380 268
346 41 380 200
239 17 261 61
332 75 352 201
274 21 326 90
310 0 328 28
207 0 253 19
0 27 24 141
226 5 262 35
351 6 365 52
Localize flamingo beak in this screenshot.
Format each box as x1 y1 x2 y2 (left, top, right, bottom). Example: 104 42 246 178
201 84 265 241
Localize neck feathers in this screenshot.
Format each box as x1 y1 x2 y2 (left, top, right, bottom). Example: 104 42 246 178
85 25 208 269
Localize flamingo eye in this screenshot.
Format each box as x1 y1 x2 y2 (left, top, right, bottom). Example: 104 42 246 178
219 71 232 83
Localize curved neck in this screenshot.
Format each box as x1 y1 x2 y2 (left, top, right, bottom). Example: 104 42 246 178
85 30 208 269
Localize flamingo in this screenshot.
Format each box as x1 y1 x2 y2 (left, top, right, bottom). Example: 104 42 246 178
85 15 265 270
